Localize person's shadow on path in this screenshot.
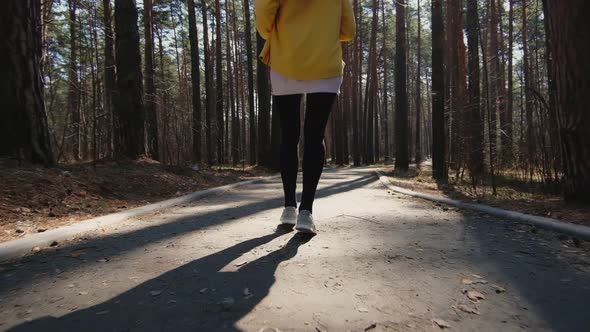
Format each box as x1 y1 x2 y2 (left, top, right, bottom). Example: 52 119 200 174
9 227 311 332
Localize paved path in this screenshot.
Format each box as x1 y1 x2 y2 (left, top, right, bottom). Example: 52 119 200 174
0 167 589 331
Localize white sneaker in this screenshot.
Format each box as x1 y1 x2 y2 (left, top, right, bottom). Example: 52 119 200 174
295 210 317 234
280 207 297 225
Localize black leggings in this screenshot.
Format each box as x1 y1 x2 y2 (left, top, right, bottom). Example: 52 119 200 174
275 93 336 213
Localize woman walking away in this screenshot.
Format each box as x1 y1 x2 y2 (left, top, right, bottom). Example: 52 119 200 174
255 0 356 234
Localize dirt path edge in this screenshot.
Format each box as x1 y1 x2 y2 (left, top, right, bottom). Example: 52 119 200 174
0 174 280 262
376 170 590 241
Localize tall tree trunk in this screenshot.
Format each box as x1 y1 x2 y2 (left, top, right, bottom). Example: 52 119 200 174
201 0 213 165
415 0 422 165
114 0 145 159
365 0 378 165
522 0 535 182
466 0 483 183
143 0 158 159
506 0 514 164
103 0 116 158
447 0 467 174
541 0 559 186
543 0 590 203
187 0 202 164
68 0 80 160
381 0 390 162
225 0 237 165
214 0 224 164
394 0 409 171
352 0 361 166
244 0 257 165
230 0 244 166
481 25 498 194
489 0 502 168
41 0 55 77
431 0 447 180
0 0 54 165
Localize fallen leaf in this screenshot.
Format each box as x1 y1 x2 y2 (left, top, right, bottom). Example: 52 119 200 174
456 304 480 315
149 290 163 297
492 284 506 293
234 261 248 267
433 318 451 329
96 258 109 263
461 278 488 285
465 290 485 302
364 323 377 331
49 296 64 303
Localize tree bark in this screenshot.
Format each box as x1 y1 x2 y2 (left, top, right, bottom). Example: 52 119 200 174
244 0 257 165
365 0 378 165
143 0 158 159
114 0 145 159
394 0 409 171
431 0 447 180
0 0 54 165
506 0 514 164
214 0 224 164
543 0 590 203
381 0 390 163
187 0 202 164
522 0 535 181
68 0 80 160
103 0 116 158
201 0 214 165
466 0 483 182
415 0 422 165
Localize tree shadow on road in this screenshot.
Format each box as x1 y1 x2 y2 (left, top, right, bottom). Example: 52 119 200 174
0 171 377 300
7 230 314 331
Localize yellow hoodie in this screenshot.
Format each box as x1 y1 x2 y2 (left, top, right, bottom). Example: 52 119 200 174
255 0 356 81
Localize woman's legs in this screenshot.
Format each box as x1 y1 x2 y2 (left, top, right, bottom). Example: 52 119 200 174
275 94 303 208
299 93 337 213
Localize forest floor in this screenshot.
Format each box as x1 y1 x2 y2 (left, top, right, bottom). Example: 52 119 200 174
0 166 588 331
383 163 590 227
0 158 273 243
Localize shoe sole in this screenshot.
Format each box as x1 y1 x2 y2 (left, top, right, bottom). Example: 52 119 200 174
295 225 317 234
280 219 296 225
